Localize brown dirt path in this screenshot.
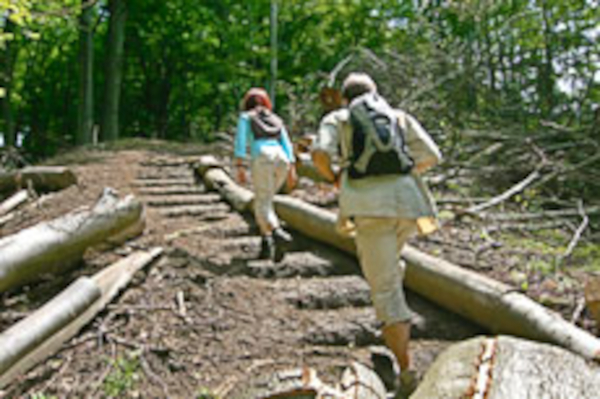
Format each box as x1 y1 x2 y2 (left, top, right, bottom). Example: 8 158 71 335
1 149 484 398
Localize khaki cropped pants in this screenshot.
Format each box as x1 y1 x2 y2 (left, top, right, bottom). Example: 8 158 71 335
354 217 417 325
251 145 289 235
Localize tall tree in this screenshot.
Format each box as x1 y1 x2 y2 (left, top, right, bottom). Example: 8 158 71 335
101 0 128 142
1 18 16 147
76 0 94 145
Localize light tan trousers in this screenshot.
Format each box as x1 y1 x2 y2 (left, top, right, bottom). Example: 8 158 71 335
354 217 417 325
251 145 290 235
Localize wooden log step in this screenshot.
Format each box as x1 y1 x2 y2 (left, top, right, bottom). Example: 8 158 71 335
140 157 196 167
137 186 206 196
132 179 196 187
284 277 483 341
145 194 220 207
159 203 230 218
244 250 358 279
281 276 372 309
301 308 380 347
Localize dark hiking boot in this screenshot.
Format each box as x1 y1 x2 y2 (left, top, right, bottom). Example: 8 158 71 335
273 228 293 263
258 236 274 260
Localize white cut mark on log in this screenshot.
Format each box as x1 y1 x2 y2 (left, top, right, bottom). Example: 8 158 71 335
470 338 497 399
176 290 186 317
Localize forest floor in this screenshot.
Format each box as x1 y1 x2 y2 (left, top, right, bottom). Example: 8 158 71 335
0 141 598 398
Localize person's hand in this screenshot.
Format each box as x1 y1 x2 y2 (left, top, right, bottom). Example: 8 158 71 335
287 164 298 191
236 166 247 185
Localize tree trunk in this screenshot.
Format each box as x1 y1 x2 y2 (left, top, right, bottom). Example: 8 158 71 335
101 0 128 142
76 0 94 146
0 188 144 293
0 248 162 389
539 0 555 117
196 156 600 361
0 166 77 196
1 18 16 148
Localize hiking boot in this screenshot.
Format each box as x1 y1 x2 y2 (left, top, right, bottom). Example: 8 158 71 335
394 370 418 399
258 236 274 260
273 228 292 263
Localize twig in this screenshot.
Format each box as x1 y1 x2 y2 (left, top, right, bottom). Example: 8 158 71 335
465 168 541 214
571 297 586 324
139 352 171 399
176 290 187 318
533 152 600 189
557 200 589 266
484 206 600 222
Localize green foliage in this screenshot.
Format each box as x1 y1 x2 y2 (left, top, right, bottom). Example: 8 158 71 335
196 387 220 399
102 353 141 398
30 394 58 399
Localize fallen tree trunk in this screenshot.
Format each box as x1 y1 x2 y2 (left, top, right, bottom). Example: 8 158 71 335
0 248 163 388
196 156 600 361
0 188 145 293
0 167 77 197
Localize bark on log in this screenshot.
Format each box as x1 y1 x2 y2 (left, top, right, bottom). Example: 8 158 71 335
0 167 77 196
0 248 163 388
0 188 145 293
0 278 101 376
196 158 600 361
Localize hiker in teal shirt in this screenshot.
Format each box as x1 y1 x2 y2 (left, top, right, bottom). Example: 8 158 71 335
233 88 296 262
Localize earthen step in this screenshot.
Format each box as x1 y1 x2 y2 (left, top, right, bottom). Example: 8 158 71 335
132 179 196 187
145 194 221 207
137 186 205 196
159 203 230 218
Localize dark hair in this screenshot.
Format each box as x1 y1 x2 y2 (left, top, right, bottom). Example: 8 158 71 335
341 72 377 101
242 88 273 111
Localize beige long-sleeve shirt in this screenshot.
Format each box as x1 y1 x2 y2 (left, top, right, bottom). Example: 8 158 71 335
315 108 442 221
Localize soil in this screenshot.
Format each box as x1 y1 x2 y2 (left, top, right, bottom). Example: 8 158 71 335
0 147 596 398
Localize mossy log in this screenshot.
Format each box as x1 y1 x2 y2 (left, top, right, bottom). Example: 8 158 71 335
0 248 163 388
196 157 600 361
0 188 145 293
0 167 77 196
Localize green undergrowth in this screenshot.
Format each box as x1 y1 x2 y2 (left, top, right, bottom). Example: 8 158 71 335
102 352 141 398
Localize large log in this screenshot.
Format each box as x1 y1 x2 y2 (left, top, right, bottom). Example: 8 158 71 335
412 336 600 399
0 167 77 196
0 248 163 388
196 157 600 361
0 188 145 293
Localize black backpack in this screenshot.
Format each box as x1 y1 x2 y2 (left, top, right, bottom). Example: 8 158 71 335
248 107 283 140
347 92 414 179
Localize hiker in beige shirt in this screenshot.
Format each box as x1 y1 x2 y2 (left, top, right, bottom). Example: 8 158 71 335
312 72 441 395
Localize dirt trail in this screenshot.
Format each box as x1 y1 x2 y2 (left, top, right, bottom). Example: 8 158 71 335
1 150 482 398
